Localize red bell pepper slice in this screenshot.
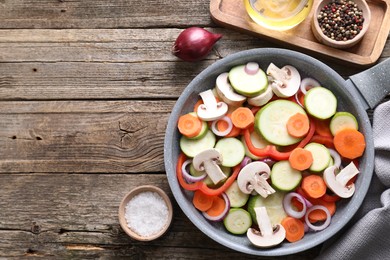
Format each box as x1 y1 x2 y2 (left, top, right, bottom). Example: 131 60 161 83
243 118 316 161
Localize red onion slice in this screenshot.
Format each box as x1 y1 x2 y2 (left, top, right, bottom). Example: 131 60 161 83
181 159 207 183
283 192 307 219
300 78 320 94
259 158 276 167
211 116 233 137
304 205 331 231
240 156 252 168
329 149 341 169
245 62 260 75
304 222 310 233
202 192 230 222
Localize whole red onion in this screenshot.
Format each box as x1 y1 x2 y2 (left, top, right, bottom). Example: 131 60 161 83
172 27 222 62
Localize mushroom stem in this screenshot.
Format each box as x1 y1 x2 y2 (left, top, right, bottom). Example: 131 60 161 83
203 159 227 184
246 206 286 247
267 63 290 88
199 89 218 110
192 148 227 185
255 207 273 236
323 162 359 198
237 162 275 197
253 173 275 198
336 162 359 187
197 89 228 121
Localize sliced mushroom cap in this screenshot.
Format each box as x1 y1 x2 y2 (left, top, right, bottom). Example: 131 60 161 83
323 162 359 198
192 148 227 185
247 79 274 106
266 63 301 98
197 89 228 121
247 207 286 248
215 72 246 107
237 161 275 198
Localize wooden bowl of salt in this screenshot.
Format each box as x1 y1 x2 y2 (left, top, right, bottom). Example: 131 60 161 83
118 185 173 241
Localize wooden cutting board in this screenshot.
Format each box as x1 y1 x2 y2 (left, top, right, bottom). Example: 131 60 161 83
210 0 390 67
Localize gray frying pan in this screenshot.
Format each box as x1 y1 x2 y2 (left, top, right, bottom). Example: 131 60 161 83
164 48 390 256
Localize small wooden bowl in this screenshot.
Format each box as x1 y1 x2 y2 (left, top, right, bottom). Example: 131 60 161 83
118 185 173 241
312 0 371 49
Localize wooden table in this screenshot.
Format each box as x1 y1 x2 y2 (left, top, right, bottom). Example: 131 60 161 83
0 1 388 259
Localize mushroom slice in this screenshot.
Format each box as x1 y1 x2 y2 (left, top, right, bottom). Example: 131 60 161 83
237 162 275 198
192 148 227 185
266 63 301 98
247 79 274 106
197 89 228 121
323 162 359 198
215 72 246 107
247 207 286 248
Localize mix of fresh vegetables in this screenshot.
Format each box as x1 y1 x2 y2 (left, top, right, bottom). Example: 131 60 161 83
176 61 366 247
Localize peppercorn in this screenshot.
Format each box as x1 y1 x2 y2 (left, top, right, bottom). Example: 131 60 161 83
317 0 365 41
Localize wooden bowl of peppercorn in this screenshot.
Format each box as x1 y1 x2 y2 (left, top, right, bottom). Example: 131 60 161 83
312 0 371 49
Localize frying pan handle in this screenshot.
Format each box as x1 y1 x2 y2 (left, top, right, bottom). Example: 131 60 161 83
349 58 390 109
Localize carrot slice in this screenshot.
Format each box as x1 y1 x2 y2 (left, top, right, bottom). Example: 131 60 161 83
192 190 214 212
291 197 304 212
287 113 310 138
289 148 313 171
178 113 202 138
321 193 341 203
301 175 327 199
231 107 254 129
307 197 336 222
216 113 241 137
193 99 203 113
205 196 226 217
281 216 305 242
333 128 366 160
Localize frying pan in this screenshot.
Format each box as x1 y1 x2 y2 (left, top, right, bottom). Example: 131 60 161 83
164 48 390 256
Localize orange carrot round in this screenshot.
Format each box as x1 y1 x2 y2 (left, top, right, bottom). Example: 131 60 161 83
289 148 313 171
281 216 305 242
333 128 366 159
205 196 226 217
307 197 336 222
231 107 254 129
193 99 203 113
178 113 202 138
287 113 310 138
192 190 214 212
216 113 241 137
301 175 327 199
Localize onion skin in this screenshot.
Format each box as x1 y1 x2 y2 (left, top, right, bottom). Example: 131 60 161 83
172 27 222 62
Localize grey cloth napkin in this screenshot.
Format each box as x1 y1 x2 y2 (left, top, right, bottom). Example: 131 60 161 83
317 101 390 260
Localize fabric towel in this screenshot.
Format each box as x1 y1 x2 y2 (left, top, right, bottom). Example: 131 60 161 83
317 101 390 260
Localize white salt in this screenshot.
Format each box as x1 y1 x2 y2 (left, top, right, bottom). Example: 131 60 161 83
124 191 169 237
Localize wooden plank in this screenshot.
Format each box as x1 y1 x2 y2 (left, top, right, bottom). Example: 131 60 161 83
0 173 321 259
0 28 269 63
0 0 212 29
0 61 202 100
0 100 174 173
0 29 388 101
